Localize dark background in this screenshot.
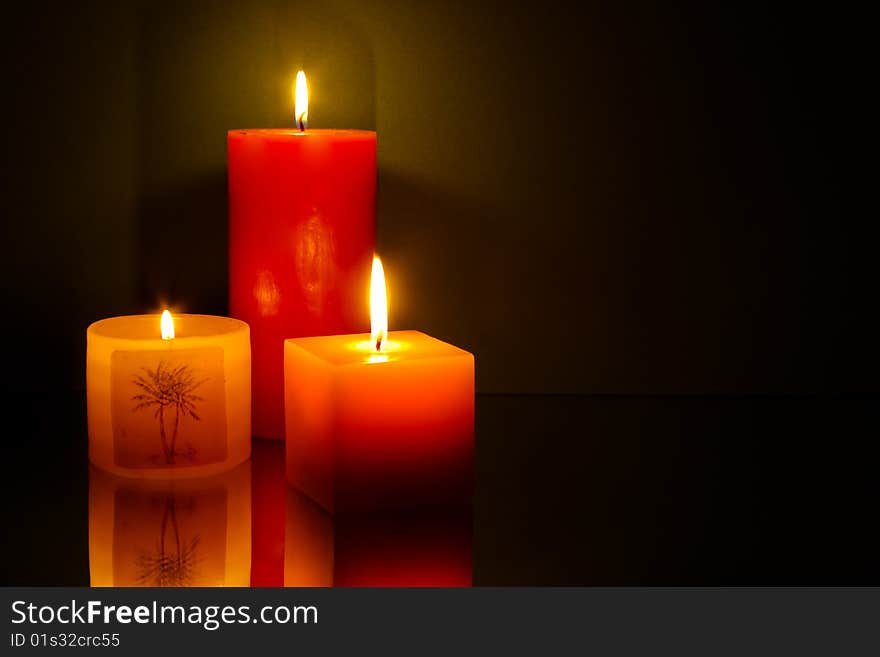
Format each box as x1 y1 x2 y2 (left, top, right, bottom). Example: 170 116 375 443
1 1 877 585
2 0 874 395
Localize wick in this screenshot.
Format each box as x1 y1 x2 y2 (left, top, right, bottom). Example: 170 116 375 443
375 336 382 352
297 113 306 132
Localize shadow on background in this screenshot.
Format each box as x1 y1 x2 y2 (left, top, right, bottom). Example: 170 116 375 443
134 174 229 313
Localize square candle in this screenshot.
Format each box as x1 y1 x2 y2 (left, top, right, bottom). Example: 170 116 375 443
284 330 474 513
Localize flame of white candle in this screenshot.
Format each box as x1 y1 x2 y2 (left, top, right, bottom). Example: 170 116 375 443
161 309 175 340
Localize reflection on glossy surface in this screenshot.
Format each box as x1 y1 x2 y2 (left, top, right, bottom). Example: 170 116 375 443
284 487 473 587
88 438 473 587
284 488 334 586
333 506 473 587
7 395 872 586
89 462 251 586
250 439 286 586
249 438 473 587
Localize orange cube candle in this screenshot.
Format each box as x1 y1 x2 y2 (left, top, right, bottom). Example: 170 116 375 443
87 312 251 478
284 258 474 512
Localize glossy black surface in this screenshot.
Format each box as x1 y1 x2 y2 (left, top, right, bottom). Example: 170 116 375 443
2 392 878 585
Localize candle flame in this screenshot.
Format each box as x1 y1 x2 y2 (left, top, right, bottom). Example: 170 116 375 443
161 309 175 340
370 256 388 352
295 70 308 130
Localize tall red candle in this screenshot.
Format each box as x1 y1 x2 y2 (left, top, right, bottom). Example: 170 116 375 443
228 73 375 439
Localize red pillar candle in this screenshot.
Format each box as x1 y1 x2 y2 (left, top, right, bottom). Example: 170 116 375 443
229 71 375 439
284 257 474 512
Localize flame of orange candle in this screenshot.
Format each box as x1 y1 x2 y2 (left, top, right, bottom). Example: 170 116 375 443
370 256 388 352
161 309 175 340
295 71 308 131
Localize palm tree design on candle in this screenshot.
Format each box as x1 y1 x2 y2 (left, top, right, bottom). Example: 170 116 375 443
131 362 206 464
135 496 201 586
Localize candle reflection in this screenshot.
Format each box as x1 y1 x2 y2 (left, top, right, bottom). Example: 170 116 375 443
283 487 473 587
90 440 472 587
251 439 472 586
332 505 473 587
250 438 286 586
88 462 251 587
284 488 334 586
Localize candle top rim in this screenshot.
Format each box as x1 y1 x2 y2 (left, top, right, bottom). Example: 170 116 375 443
228 128 375 140
88 314 248 342
286 330 473 367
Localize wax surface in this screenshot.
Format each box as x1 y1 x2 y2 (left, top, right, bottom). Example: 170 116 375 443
88 462 251 587
87 314 250 478
229 129 376 440
285 330 474 512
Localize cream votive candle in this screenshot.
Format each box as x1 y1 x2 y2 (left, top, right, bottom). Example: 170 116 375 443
87 312 250 478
